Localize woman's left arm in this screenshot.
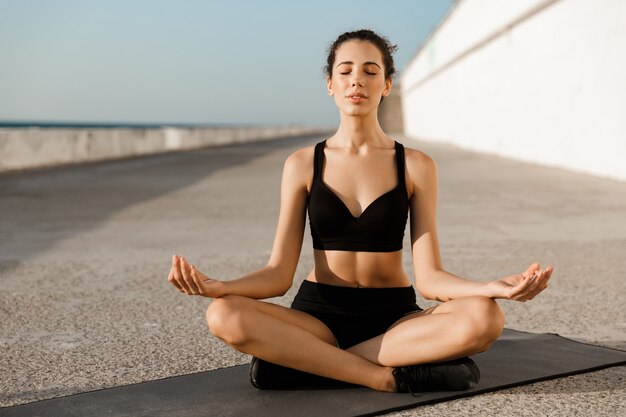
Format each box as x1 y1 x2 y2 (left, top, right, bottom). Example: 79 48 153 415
406 150 554 302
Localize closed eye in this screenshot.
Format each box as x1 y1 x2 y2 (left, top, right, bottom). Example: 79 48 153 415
340 72 377 75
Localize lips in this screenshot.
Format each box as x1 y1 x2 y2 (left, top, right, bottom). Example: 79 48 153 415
347 93 367 98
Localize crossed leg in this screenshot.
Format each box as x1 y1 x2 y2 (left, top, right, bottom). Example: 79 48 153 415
347 296 505 366
206 294 505 392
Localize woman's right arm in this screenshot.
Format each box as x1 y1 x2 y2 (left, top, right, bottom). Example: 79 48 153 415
169 147 311 300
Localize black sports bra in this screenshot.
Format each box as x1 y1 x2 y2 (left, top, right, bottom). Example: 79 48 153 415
307 139 410 252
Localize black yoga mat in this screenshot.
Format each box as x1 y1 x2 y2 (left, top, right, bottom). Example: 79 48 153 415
2 328 625 417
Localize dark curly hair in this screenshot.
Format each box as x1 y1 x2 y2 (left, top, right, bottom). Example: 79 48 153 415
323 29 398 104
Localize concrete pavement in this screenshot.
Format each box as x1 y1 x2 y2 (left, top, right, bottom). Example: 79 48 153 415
0 133 624 415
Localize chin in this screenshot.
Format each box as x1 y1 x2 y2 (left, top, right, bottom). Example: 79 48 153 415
342 107 374 117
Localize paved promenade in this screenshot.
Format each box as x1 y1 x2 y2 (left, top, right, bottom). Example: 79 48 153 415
1 133 624 415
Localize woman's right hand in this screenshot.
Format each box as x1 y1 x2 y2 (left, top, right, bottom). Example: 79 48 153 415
168 255 224 298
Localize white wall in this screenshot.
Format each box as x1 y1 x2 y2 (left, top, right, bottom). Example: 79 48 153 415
401 0 626 181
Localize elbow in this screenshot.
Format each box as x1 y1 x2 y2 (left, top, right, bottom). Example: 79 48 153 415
277 285 291 297
414 273 440 301
419 288 449 303
414 283 433 301
419 289 445 302
427 293 448 302
278 271 295 295
277 281 294 298
267 264 294 296
274 278 292 297
418 289 437 302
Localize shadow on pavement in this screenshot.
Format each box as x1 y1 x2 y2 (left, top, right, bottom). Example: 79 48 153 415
0 133 328 273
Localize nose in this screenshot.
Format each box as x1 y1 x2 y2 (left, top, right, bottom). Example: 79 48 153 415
351 74 364 87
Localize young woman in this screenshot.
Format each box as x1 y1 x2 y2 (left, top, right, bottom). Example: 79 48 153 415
167 29 553 394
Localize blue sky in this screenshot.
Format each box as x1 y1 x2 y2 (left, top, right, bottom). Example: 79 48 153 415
0 0 453 126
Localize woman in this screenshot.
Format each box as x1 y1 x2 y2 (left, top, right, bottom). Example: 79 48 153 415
167 29 553 394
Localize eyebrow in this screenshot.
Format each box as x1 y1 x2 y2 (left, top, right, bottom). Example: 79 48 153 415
335 61 382 69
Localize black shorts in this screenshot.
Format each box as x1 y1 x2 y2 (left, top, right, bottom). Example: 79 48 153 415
290 280 423 349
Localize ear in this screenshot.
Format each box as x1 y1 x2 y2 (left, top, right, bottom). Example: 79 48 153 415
326 76 333 96
383 77 393 97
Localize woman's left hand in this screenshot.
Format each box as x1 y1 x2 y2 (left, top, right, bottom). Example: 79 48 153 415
484 262 553 301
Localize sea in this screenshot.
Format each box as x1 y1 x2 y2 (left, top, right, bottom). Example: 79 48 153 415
0 120 271 129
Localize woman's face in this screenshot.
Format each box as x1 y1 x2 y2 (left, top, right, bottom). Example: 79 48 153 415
326 40 392 116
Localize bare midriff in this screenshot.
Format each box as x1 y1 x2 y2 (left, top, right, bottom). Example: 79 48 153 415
305 249 411 288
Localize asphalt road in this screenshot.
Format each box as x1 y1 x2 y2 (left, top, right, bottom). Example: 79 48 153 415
1 133 624 416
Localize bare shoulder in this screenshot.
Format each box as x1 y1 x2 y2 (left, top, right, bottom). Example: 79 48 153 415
283 143 316 192
286 143 314 164
403 145 438 194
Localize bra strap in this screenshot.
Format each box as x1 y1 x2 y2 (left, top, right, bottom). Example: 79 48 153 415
313 140 325 181
395 141 406 188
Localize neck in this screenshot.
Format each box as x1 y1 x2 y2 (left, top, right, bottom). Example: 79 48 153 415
333 110 389 149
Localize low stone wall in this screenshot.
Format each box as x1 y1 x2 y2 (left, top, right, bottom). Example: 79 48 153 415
0 125 332 173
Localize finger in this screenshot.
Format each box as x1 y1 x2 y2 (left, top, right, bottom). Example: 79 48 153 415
173 256 190 294
179 257 194 294
541 267 554 291
519 286 542 301
533 267 553 291
186 259 204 295
516 275 540 300
181 257 200 295
168 266 184 292
522 268 553 300
523 262 540 278
532 268 553 295
526 270 544 293
169 255 183 287
525 269 547 293
543 265 554 282
190 265 206 296
509 272 535 298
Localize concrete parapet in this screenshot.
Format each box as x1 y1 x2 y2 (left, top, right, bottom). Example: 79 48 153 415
0 125 332 173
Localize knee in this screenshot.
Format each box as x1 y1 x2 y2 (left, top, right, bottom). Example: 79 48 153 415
205 295 249 346
459 296 505 352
